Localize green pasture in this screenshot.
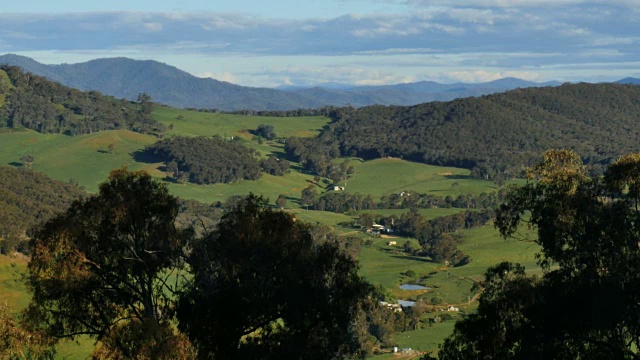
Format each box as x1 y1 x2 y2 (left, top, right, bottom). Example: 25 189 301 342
0 130 157 193
344 158 498 198
153 107 331 139
393 322 457 354
453 225 540 279
0 255 29 311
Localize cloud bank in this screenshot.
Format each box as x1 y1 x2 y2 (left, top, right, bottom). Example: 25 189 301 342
0 1 638 86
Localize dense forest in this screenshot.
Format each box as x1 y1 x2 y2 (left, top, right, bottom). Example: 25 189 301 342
145 136 262 184
286 83 640 181
0 167 85 253
0 65 163 136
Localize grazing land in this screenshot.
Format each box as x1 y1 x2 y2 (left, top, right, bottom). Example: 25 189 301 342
0 105 540 358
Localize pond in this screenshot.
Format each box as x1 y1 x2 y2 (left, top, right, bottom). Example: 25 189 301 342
397 300 416 307
400 284 431 290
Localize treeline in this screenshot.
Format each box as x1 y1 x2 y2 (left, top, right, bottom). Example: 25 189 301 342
221 106 344 118
146 136 262 184
301 186 506 213
0 66 163 136
378 189 508 210
0 167 85 253
378 208 494 241
286 83 640 180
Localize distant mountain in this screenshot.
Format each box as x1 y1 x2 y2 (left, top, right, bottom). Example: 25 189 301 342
0 54 561 111
616 77 640 85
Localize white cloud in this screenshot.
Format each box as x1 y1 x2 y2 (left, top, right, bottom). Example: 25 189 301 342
198 71 240 83
439 70 545 83
143 23 163 31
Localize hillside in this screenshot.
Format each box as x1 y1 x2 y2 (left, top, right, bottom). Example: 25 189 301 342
0 167 85 253
1 54 561 111
0 65 163 136
288 82 640 181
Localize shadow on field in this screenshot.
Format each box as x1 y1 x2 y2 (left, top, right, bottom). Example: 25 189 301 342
445 174 472 180
8 162 23 167
132 149 166 164
390 255 433 263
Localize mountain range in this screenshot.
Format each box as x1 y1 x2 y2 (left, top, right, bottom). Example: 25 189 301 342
2 54 635 111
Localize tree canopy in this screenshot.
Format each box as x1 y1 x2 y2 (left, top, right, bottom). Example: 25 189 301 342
0 66 164 136
145 136 262 184
177 195 373 360
286 83 640 181
25 169 194 359
438 150 640 359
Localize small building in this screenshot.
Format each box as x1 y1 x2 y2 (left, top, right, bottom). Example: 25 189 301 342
387 241 397 246
447 305 459 312
333 186 345 191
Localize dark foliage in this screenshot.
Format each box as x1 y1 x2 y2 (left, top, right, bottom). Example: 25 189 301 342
259 155 290 176
439 150 640 359
177 195 373 360
145 136 261 184
0 66 164 136
0 167 84 254
254 124 276 140
25 169 194 358
287 83 640 180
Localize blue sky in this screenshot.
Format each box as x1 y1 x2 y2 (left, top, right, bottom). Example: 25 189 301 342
1 0 639 87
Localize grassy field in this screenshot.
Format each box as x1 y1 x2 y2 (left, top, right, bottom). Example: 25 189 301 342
0 106 541 358
344 158 498 198
0 254 29 311
0 130 157 193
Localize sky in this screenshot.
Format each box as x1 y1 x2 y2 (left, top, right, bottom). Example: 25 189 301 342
1 0 639 87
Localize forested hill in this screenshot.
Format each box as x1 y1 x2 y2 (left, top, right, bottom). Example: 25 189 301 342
0 167 85 253
0 65 163 136
289 82 640 181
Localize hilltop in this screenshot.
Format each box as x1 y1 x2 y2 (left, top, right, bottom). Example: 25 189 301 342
288 82 640 181
1 54 561 111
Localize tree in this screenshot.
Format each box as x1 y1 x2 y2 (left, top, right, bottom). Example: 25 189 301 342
137 93 153 116
0 303 55 359
275 194 287 209
255 124 276 140
107 143 115 154
301 185 318 207
439 150 640 359
20 154 34 169
177 195 373 360
24 169 194 358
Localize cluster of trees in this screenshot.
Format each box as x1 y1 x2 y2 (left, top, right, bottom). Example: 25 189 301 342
0 66 163 136
147 136 262 184
21 170 377 359
224 106 342 118
378 189 509 210
300 185 504 214
259 155 290 176
382 209 493 241
285 83 640 181
285 136 341 176
301 188 377 212
367 209 492 266
0 167 84 254
253 124 276 140
436 150 640 359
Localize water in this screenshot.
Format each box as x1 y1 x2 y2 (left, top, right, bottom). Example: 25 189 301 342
397 300 416 307
400 284 431 290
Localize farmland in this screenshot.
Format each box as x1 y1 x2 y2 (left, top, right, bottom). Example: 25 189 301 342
0 106 539 358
